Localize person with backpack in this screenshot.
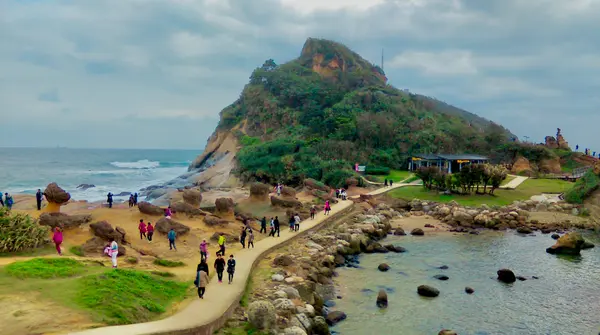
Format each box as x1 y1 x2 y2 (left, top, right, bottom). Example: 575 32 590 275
138 219 147 240
227 254 236 284
310 205 316 220
214 254 226 283
217 233 226 256
260 217 267 234
5 193 13 210
52 227 63 256
269 217 276 237
194 263 209 299
168 228 177 251
146 222 154 241
200 239 208 261
247 229 255 248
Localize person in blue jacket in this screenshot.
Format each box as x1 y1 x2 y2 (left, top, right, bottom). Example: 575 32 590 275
168 228 177 251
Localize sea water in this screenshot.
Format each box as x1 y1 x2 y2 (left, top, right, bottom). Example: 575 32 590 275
333 232 600 335
0 147 199 202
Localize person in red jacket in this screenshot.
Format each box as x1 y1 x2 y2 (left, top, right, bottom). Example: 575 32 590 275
52 227 63 255
138 219 147 240
146 222 154 242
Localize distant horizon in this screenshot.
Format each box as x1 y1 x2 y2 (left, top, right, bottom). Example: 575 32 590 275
0 146 204 151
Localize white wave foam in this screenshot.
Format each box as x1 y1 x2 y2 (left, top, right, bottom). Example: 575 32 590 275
110 159 160 169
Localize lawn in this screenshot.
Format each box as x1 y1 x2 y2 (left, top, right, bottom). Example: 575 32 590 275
389 178 574 207
500 175 516 186
368 170 414 183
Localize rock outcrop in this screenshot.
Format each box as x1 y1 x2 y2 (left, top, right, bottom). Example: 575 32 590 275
511 156 534 176
250 183 271 201
248 300 277 330
204 215 229 226
38 212 91 229
546 232 585 255
539 157 562 174
138 201 164 216
155 217 190 235
89 221 127 243
271 196 302 208
417 285 439 297
43 183 71 213
182 189 202 206
215 198 235 217
170 201 203 216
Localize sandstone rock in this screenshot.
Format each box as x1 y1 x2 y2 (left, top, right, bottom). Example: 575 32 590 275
378 263 390 272
465 287 474 294
43 182 71 205
274 290 288 299
294 313 312 334
272 274 285 282
516 226 533 234
313 316 330 335
274 254 294 267
170 201 203 216
546 232 585 255
511 156 534 176
417 285 439 297
376 289 388 308
155 217 190 235
304 179 330 192
453 211 474 225
439 330 458 335
215 198 235 216
497 268 516 283
248 300 277 330
393 228 406 236
204 215 229 226
539 157 562 174
273 298 296 317
271 196 302 208
38 212 91 229
182 189 202 206
281 186 297 198
433 274 449 281
282 287 301 300
90 221 126 243
284 327 307 335
305 304 316 317
384 244 406 253
249 182 271 201
138 202 164 216
411 228 424 236
82 236 126 257
325 311 347 326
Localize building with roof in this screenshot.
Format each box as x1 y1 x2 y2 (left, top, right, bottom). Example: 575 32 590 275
408 154 490 173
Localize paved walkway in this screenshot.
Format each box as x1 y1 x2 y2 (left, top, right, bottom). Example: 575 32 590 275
68 183 410 335
499 175 528 190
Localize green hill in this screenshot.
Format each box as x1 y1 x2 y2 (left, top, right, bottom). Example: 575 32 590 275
196 38 514 188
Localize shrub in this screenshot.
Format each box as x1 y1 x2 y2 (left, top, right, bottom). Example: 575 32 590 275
153 259 185 268
0 208 50 253
6 258 85 279
565 170 600 204
69 245 85 257
365 166 391 175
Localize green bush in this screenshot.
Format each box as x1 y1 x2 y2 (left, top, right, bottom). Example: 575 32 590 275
76 269 187 324
365 166 390 175
6 258 85 279
0 208 50 253
565 170 600 204
69 246 85 257
153 259 185 268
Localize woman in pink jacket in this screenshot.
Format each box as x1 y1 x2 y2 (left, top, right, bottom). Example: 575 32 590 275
52 227 63 256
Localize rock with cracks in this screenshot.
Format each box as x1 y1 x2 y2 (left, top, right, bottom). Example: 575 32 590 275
138 201 164 216
182 189 202 206
155 217 190 235
546 232 585 255
38 212 91 229
43 182 71 212
248 300 277 330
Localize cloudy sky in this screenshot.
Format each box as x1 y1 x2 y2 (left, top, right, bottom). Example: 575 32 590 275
1 0 599 151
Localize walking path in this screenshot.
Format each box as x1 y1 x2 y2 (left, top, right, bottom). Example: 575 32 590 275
499 175 528 190
68 182 411 335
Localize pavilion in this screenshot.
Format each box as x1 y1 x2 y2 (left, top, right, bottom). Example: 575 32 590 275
408 154 490 173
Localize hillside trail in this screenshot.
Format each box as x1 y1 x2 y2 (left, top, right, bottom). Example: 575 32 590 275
66 182 410 335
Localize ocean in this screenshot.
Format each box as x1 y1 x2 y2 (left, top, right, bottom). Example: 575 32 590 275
0 147 200 202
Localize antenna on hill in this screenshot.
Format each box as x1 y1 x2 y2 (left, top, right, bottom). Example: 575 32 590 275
523 135 530 143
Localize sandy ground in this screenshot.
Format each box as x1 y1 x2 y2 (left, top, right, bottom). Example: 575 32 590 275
392 215 453 234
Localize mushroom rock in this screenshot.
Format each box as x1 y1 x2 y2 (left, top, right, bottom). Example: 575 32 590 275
155 217 190 235
215 197 235 217
182 189 202 206
281 186 297 198
271 196 302 208
82 236 126 257
38 212 92 229
546 232 585 255
249 182 271 201
170 201 204 216
138 201 164 216
43 182 71 213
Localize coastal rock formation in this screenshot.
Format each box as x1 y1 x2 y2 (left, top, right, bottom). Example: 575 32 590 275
170 201 203 216
215 198 235 217
76 184 95 190
138 201 164 216
271 196 302 208
544 136 559 149
439 330 458 335
511 156 534 176
182 189 202 206
417 285 440 297
155 217 190 235
411 228 424 236
43 182 71 213
89 221 127 243
556 128 570 150
539 157 562 174
433 275 449 281
38 212 91 229
281 186 297 198
273 254 294 267
248 300 277 330
546 232 585 255
82 236 126 257
312 316 330 335
497 269 516 283
465 287 475 294
249 182 271 201
304 179 330 192
376 289 388 308
204 215 229 226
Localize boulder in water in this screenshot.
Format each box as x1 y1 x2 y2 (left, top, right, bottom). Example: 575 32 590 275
384 244 406 253
582 241 595 249
76 184 95 190
417 285 439 297
376 289 388 308
411 228 424 236
433 274 449 281
377 263 390 272
439 330 458 335
393 228 406 236
138 201 164 216
325 311 347 326
465 287 475 294
551 233 560 240
497 268 516 283
155 217 190 235
546 232 585 255
516 226 533 234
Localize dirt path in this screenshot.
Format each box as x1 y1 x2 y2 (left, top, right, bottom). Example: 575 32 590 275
66 183 408 335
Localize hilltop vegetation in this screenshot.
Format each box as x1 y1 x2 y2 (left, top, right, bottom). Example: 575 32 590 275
215 38 513 187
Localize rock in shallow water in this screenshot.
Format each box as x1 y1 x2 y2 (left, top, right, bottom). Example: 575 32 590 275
551 233 560 240
325 311 347 326
497 268 516 283
417 285 440 297
439 330 458 335
433 274 449 281
376 289 388 308
465 287 475 294
378 263 390 272
546 232 585 255
411 228 425 236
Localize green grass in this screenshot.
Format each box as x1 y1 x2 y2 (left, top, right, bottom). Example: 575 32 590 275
151 271 176 278
5 258 85 279
501 175 516 186
75 269 188 325
368 170 413 183
69 245 85 257
564 170 600 204
389 178 574 207
153 259 185 268
217 321 269 335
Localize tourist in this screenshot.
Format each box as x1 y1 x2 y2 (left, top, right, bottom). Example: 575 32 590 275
310 205 316 220
5 193 13 210
214 254 226 283
128 195 134 208
248 229 255 248
133 192 138 206
0 191 3 207
294 213 301 232
324 200 331 215
240 225 247 248
227 254 236 284
217 233 226 256
138 219 147 240
168 228 177 251
52 227 63 256
335 189 340 199
260 217 267 234
165 206 173 218
35 189 43 210
276 184 282 196
107 192 113 208
200 239 208 261
269 218 276 237
198 259 209 276
109 237 118 268
390 180 394 187
384 179 388 187
147 222 154 241
288 215 295 232
341 190 347 200
274 216 280 237
194 265 209 299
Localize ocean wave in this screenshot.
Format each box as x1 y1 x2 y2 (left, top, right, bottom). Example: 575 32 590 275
110 159 160 169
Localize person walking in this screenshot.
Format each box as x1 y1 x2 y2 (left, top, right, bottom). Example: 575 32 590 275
269 218 276 237
0 191 3 207
194 265 209 299
227 255 236 284
133 193 138 206
5 193 13 210
128 195 134 208
168 228 177 251
324 200 331 215
248 229 255 248
147 222 154 241
138 219 147 240
36 189 43 210
390 179 393 187
52 227 63 256
294 213 301 232
165 206 173 218
260 217 267 234
200 239 208 261
107 192 114 208
384 179 388 187
109 237 118 268
214 254 226 283
240 225 247 248
288 215 295 232
274 216 280 237
310 205 316 220
217 233 226 256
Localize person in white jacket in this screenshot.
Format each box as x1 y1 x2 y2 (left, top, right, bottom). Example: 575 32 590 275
110 238 119 268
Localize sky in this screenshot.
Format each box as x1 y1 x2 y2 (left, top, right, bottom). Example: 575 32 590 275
1 0 599 150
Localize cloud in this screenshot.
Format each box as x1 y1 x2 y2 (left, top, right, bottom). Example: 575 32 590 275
0 0 599 152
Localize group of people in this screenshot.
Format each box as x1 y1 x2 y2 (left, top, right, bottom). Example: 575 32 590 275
335 188 348 200
128 193 139 208
137 219 155 241
0 192 15 210
384 179 394 187
193 253 237 298
239 224 255 248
